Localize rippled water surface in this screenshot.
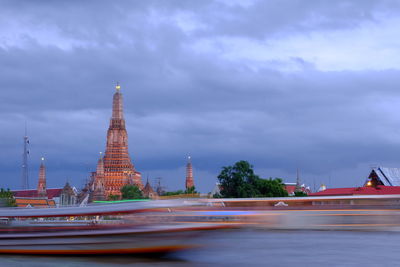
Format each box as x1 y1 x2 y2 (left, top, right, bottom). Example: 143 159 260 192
3 230 399 266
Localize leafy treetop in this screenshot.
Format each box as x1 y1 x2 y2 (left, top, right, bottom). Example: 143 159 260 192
0 188 16 207
217 160 288 198
121 185 146 199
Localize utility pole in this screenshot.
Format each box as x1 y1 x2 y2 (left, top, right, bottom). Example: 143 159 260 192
155 177 165 196
21 123 29 189
295 168 302 192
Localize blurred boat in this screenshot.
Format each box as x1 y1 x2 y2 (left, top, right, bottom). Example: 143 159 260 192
0 200 231 255
0 222 228 255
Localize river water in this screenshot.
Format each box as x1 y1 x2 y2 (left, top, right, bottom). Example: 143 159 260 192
2 229 399 266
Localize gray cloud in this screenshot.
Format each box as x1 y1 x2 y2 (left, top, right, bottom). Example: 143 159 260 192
1 0 400 192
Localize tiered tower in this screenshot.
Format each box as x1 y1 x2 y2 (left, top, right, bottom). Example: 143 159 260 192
100 83 143 197
92 153 106 201
37 157 47 197
185 156 195 190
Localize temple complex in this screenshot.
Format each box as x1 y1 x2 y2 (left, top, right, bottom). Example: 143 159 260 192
93 84 143 199
185 156 195 190
13 158 77 207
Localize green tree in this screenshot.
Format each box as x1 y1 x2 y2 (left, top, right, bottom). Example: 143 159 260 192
185 186 197 194
294 191 308 197
121 185 144 199
0 188 16 207
217 161 260 198
163 190 184 196
256 178 288 197
217 161 288 198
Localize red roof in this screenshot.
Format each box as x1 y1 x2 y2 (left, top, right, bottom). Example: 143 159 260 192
309 186 400 196
12 188 62 199
285 185 296 194
284 185 311 195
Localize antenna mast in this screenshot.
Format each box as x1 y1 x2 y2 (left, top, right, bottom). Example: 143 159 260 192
155 177 165 196
21 123 29 189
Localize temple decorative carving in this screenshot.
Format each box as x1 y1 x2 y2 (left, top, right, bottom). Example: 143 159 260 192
60 182 77 206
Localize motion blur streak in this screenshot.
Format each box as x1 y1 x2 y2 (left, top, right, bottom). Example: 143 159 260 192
2 196 400 265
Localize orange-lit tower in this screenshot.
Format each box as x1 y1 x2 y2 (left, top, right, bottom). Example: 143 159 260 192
37 157 47 197
101 83 143 197
92 152 106 201
185 156 194 190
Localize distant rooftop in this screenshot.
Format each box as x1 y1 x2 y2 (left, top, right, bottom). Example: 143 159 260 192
369 167 400 186
12 188 62 199
309 185 400 196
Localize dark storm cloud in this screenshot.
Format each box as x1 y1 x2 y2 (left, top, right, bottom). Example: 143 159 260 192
196 0 386 38
1 0 400 192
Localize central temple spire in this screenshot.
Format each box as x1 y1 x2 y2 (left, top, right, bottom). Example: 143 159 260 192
96 83 143 199
111 82 124 120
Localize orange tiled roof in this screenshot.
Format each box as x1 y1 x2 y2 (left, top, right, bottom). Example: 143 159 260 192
15 198 56 208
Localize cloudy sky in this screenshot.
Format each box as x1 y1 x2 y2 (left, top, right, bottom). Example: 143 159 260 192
1 0 400 192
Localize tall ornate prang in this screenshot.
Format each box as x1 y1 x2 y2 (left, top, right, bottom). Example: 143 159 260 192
185 156 194 190
101 83 143 198
92 152 106 201
37 157 47 197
